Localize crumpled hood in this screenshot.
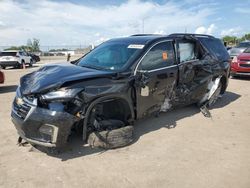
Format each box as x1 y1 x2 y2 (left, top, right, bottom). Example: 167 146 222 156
20 63 113 95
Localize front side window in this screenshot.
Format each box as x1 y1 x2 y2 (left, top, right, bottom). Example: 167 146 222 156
178 42 195 63
138 41 175 71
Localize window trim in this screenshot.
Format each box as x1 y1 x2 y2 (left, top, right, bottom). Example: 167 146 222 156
134 40 176 75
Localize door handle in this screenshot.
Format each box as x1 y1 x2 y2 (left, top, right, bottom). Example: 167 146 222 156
157 73 168 79
169 72 174 77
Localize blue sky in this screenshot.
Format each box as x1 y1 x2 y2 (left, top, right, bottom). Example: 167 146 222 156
0 0 249 46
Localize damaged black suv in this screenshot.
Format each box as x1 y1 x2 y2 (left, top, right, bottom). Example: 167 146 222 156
11 33 230 149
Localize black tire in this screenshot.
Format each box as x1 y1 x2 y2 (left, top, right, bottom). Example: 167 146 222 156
19 61 25 69
29 59 33 67
0 66 6 69
88 125 134 149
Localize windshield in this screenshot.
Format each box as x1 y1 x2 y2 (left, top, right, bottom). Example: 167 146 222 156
237 42 250 48
244 48 250 53
78 41 143 71
0 52 17 56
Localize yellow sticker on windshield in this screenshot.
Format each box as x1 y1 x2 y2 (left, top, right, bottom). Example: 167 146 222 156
162 52 168 60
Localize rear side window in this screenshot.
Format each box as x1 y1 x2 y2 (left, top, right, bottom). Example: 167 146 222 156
0 52 17 56
138 41 175 70
199 38 230 61
178 42 195 62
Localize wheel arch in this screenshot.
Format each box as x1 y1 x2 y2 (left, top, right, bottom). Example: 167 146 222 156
82 95 135 141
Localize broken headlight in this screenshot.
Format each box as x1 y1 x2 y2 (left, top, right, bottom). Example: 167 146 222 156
40 88 82 102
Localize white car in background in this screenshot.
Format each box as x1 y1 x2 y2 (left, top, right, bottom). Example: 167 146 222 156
0 50 34 69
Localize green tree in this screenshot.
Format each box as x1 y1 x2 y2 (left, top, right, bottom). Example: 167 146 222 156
222 35 237 45
27 38 40 52
241 33 250 41
4 46 21 50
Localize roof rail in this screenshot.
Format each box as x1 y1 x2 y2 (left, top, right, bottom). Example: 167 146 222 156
168 33 215 38
130 34 163 37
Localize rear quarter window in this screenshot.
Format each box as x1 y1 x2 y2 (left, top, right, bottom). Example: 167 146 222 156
0 52 17 56
199 38 230 61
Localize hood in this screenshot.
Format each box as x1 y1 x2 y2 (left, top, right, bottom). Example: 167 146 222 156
238 53 250 60
229 47 246 56
20 63 114 95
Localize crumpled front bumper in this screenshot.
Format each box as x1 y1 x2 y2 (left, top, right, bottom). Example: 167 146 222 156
11 96 79 147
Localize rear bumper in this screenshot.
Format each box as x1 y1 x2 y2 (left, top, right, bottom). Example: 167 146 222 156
11 100 79 147
0 61 19 67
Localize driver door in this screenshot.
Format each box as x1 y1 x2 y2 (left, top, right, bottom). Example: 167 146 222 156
135 41 178 118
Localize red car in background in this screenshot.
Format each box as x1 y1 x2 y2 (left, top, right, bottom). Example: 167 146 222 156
0 70 4 84
231 48 250 77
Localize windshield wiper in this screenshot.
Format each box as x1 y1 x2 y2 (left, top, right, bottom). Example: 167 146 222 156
79 64 108 71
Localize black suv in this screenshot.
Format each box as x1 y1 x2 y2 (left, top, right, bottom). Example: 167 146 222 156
11 33 230 148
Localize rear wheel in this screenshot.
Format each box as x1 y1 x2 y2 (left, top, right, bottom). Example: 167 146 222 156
29 59 33 67
19 60 25 69
0 66 6 69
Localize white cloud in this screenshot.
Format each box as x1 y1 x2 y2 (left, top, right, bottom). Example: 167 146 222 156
220 27 243 36
195 24 216 35
0 0 216 46
95 37 110 44
95 33 100 37
153 30 166 35
0 20 5 27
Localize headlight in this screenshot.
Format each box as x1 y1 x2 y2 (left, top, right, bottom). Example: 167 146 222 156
232 56 238 64
40 88 82 102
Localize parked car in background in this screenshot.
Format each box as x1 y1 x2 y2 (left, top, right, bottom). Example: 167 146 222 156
11 33 230 149
229 41 250 59
0 50 34 69
0 69 4 84
231 47 250 77
27 53 40 63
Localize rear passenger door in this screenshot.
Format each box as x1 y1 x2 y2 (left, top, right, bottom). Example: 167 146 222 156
135 40 178 118
175 39 212 104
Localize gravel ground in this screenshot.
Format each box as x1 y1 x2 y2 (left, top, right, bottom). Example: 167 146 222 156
0 61 249 188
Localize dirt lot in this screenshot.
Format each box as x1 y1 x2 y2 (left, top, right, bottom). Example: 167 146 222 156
0 61 249 188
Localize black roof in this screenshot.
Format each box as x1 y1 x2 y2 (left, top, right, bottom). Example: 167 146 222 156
108 35 167 45
107 33 215 45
